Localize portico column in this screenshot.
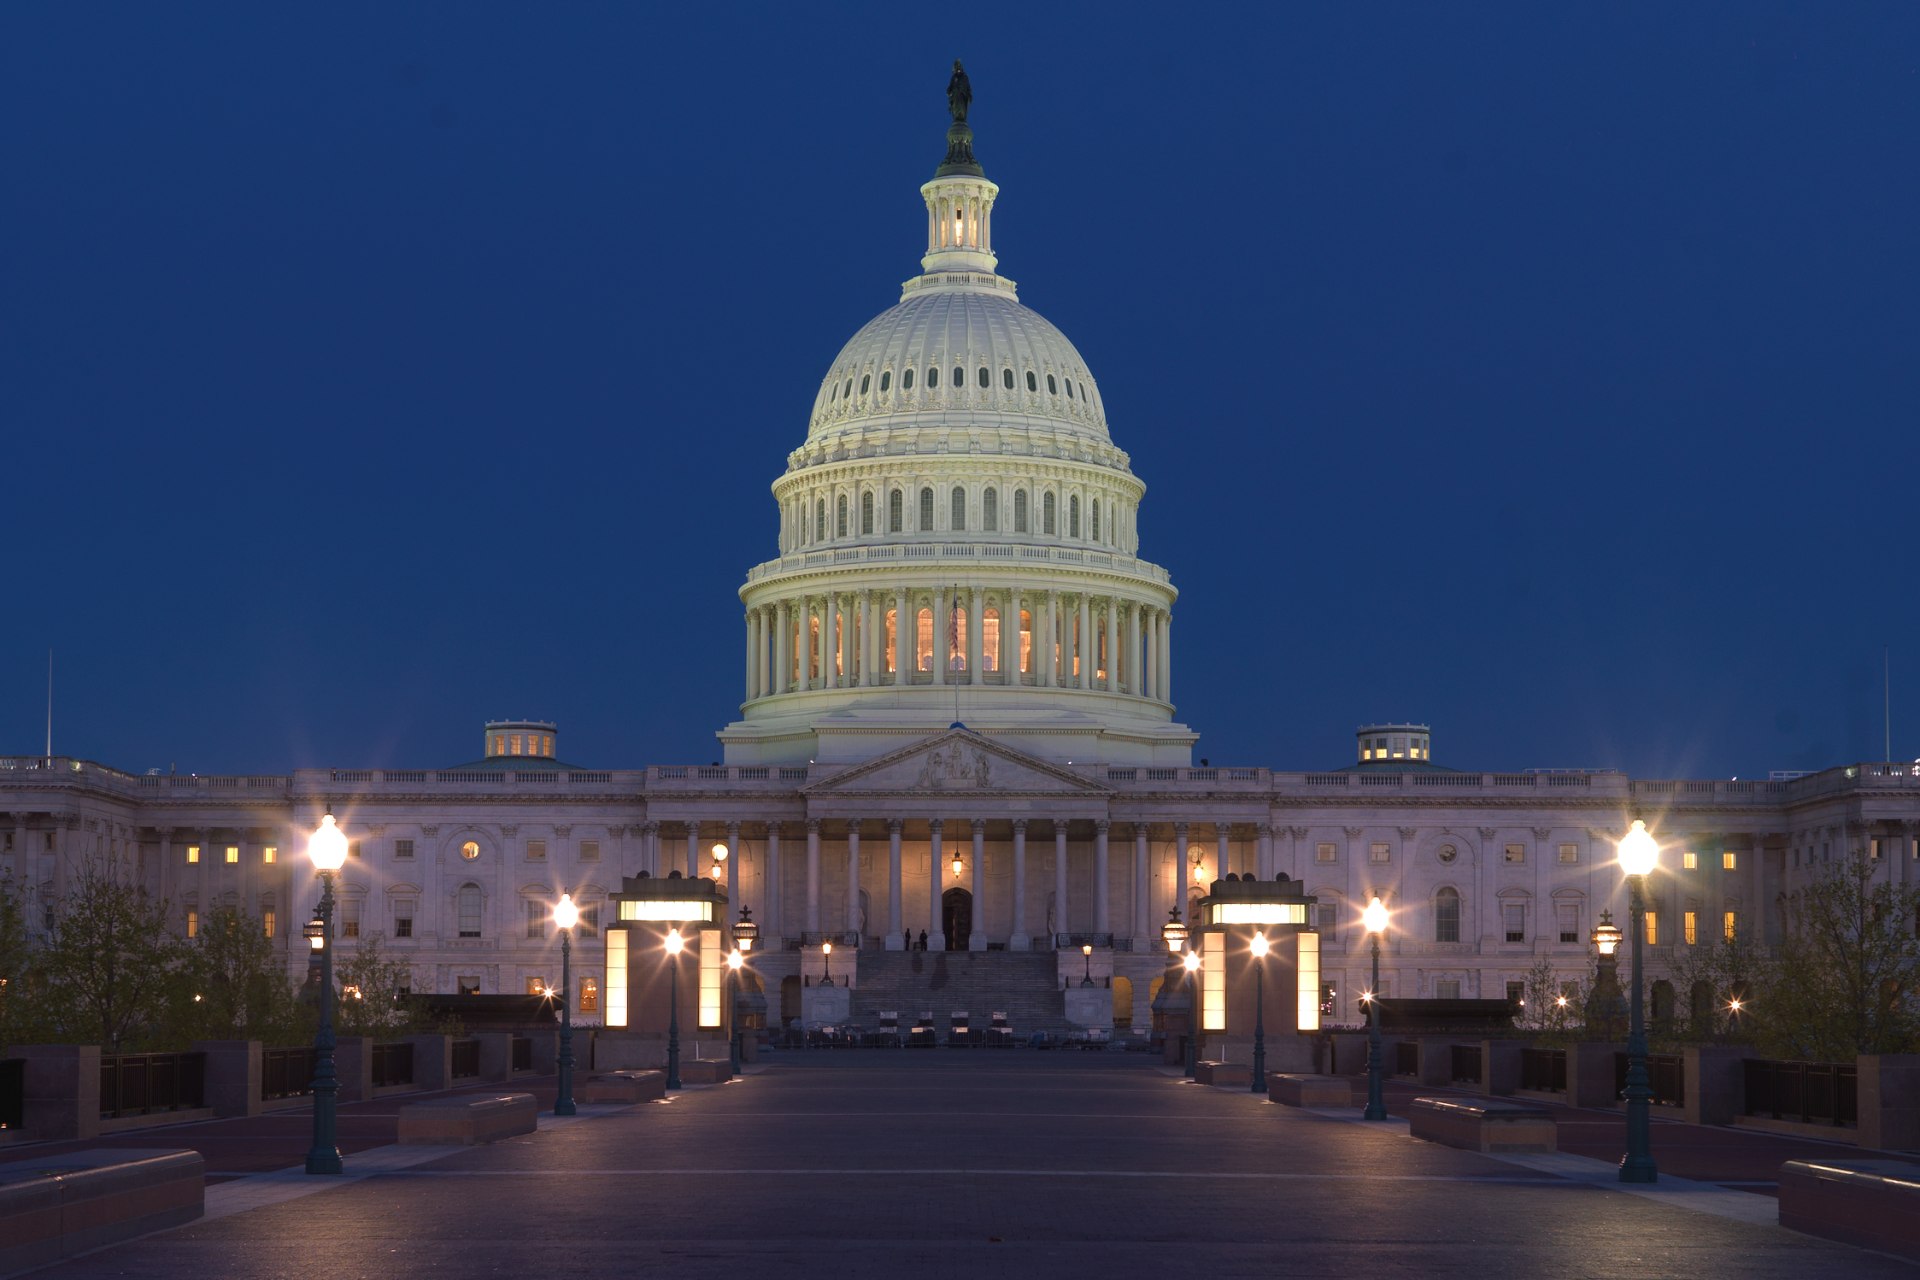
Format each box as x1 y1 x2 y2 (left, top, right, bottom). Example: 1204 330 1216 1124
928 820 946 950
798 597 813 692
931 587 946 686
1043 592 1060 687
1127 603 1141 695
745 610 759 700
887 819 905 949
1053 822 1069 946
965 819 986 950
823 595 839 689
805 819 822 937
1103 596 1116 690
725 821 742 916
863 593 878 687
1161 613 1173 705
685 821 701 877
1093 819 1110 937
1217 825 1232 880
1133 824 1149 945
1256 822 1275 880
1078 594 1092 689
641 821 660 875
1173 821 1190 918
845 820 862 941
775 602 791 693
894 589 910 683
969 588 985 685
1011 819 1030 950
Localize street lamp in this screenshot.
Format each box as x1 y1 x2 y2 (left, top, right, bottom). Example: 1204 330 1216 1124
1616 818 1660 1184
1181 950 1202 1079
710 842 728 882
304 812 348 1175
821 939 834 986
552 893 578 1116
726 949 745 1073
1080 942 1094 987
1362 895 1389 1121
1249 933 1269 1094
731 903 758 1071
1160 906 1188 955
664 928 684 1090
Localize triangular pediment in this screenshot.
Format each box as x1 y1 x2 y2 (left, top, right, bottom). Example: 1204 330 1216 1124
801 729 1113 797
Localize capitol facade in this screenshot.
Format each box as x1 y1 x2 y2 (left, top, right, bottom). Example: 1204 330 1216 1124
4 79 1918 1038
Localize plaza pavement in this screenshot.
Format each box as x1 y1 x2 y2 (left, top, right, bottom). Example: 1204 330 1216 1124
7 1051 1915 1278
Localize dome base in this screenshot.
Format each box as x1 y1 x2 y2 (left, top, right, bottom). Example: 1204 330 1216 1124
717 699 1196 768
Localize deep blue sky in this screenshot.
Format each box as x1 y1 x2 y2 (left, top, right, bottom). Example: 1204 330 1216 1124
4 5 1916 779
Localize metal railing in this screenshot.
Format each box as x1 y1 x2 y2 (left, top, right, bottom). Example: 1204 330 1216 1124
450 1039 481 1079
1612 1052 1686 1106
100 1051 206 1119
372 1041 415 1089
1519 1047 1567 1093
0 1058 22 1131
1449 1044 1482 1084
1744 1059 1857 1127
510 1036 533 1072
261 1046 314 1101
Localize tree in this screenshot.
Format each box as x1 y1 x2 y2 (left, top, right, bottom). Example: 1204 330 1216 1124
38 862 184 1051
1663 934 1758 1045
1517 958 1585 1042
1757 849 1920 1060
334 934 425 1038
0 875 38 1047
177 907 305 1045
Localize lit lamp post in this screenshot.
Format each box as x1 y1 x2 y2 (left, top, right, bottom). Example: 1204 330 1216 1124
552 893 578 1116
304 812 348 1175
1081 942 1094 987
732 904 758 1073
664 928 684 1090
821 940 834 986
710 842 728 882
1588 909 1625 1040
1616 819 1660 1184
726 949 744 1073
1249 933 1269 1094
1362 895 1389 1121
1161 907 1190 1074
1182 950 1202 1079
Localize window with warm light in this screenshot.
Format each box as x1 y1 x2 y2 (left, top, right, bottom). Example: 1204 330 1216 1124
982 608 1000 672
1644 910 1659 945
579 977 599 1012
1316 842 1337 863
526 977 547 996
1370 842 1390 864
461 841 480 861
185 909 198 938
917 608 934 672
604 931 628 1027
263 909 276 938
224 846 239 864
1683 851 1698 870
526 839 547 862
699 928 724 1027
1505 843 1526 864
1723 910 1737 942
1683 910 1697 946
1722 851 1737 871
186 845 200 864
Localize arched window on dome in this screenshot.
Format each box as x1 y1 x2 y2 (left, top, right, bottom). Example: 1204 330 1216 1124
982 607 1000 672
881 371 892 393
1002 368 1014 390
829 381 837 402
883 608 897 675
808 614 821 681
860 374 870 396
1042 492 1056 536
952 365 963 389
950 487 966 532
1014 490 1029 533
977 366 989 389
1047 373 1058 395
903 367 914 391
1018 608 1033 675
1027 370 1038 393
950 605 967 672
836 495 848 539
919 487 934 532
889 489 903 533
916 607 934 673
928 366 939 389
1091 499 1100 543
1065 378 1075 400
983 487 998 532
1069 495 1081 539
816 499 827 544
844 378 853 399
861 491 874 535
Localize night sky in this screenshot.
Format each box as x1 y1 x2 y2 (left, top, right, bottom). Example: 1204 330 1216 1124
4 5 1916 780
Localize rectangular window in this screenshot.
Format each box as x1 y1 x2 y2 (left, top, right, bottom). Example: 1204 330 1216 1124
579 903 600 936
263 845 277 864
395 910 413 938
526 977 547 996
1504 843 1525 864
349 841 363 859
1557 904 1579 944
1722 851 1737 871
579 976 599 1012
527 901 544 939
1436 979 1461 1000
185 908 199 938
1369 842 1390 864
1201 932 1226 1031
699 928 724 1028
342 901 361 938
1315 842 1337 864
1295 931 1320 1032
605 931 628 1027
458 976 481 996
1314 903 1337 941
186 845 200 864
224 845 239 864
1684 910 1697 946
1683 851 1698 870
395 839 414 860
1503 903 1525 942
263 908 276 939
526 839 547 862
1506 980 1525 1007
1558 843 1579 865
1723 910 1737 942
1645 911 1658 946
580 839 600 862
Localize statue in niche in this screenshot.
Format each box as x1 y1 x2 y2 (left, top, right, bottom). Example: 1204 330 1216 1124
947 60 972 123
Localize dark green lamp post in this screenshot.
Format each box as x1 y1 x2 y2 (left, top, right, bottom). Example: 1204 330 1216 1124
1249 932 1269 1094
1362 896 1389 1121
304 813 347 1175
553 893 578 1116
664 928 684 1090
1616 820 1660 1183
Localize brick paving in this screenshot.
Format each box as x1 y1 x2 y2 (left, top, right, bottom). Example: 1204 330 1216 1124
8 1052 1917 1278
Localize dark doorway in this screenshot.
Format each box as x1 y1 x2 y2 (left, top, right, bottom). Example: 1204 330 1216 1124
942 887 973 950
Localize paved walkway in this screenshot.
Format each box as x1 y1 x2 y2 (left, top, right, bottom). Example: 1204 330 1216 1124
9 1053 1916 1278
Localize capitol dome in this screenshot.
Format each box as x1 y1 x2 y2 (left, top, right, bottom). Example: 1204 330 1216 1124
719 72 1194 769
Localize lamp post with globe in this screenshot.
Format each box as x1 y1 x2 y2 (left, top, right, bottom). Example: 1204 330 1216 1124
303 813 348 1175
1249 933 1269 1094
1362 896 1389 1121
1616 819 1661 1183
664 929 684 1090
552 894 578 1116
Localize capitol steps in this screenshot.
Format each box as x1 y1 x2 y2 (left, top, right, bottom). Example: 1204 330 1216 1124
849 949 1073 1037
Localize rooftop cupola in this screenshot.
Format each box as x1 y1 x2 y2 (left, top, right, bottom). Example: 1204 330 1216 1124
916 60 1007 287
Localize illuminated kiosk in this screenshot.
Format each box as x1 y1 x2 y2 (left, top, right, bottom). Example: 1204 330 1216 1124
596 872 741 1071
1188 874 1322 1072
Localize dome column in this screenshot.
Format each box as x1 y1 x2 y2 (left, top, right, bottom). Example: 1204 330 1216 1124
798 596 814 692
931 587 946 686
1078 594 1092 689
862 593 878 688
969 588 985 685
1103 597 1117 691
1127 603 1142 697
894 588 911 683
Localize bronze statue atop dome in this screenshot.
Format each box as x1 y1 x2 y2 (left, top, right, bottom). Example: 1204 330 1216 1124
947 60 972 124
937 60 982 177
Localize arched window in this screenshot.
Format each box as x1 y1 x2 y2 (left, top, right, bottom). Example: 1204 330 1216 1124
983 487 998 531
919 487 935 531
860 491 874 535
1014 489 1029 532
883 608 897 673
916 607 934 672
889 489 903 533
815 499 826 543
1042 492 1056 535
844 378 853 398
1069 495 1081 538
829 381 837 401
1047 373 1058 395
1435 888 1460 943
903 367 914 391
1002 368 1014 389
457 884 483 938
1065 378 1075 399
1026 370 1038 392
879 370 891 393
860 373 871 395
836 495 848 538
982 607 1000 671
977 366 989 388
1091 499 1100 542
950 486 966 531
1018 609 1033 673
928 366 939 389
950 605 968 671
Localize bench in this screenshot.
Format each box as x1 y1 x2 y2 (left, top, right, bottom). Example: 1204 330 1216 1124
1778 1159 1920 1260
1196 1060 1251 1087
676 1058 732 1084
397 1092 539 1145
0 1148 204 1275
1268 1073 1352 1107
1407 1097 1556 1152
576 1070 667 1104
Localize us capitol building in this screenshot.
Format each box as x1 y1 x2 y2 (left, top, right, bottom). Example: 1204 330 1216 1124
4 74 1917 1036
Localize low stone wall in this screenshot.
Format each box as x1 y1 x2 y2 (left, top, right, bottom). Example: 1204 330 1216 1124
1778 1158 1920 1260
0 1148 204 1275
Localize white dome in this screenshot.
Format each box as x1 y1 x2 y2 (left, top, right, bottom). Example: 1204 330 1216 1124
807 288 1110 444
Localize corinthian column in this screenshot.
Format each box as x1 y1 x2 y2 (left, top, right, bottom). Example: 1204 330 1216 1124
1011 819 1029 950
928 819 946 950
970 819 987 950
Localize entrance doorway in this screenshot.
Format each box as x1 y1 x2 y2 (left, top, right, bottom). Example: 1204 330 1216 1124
942 887 973 950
